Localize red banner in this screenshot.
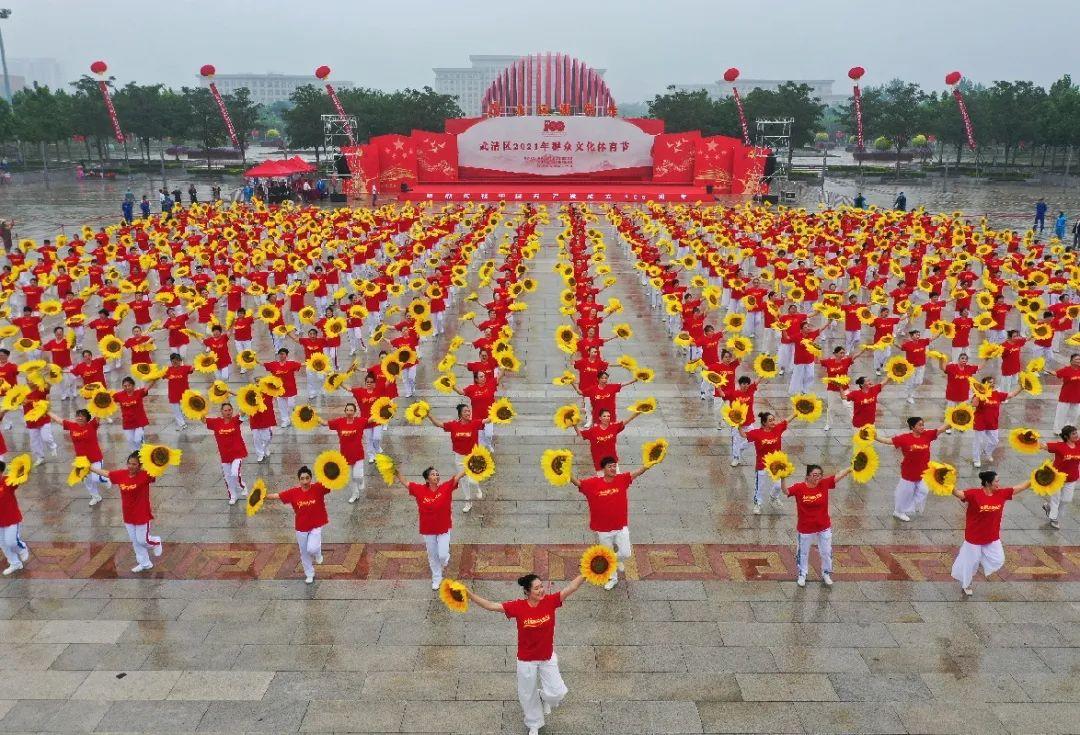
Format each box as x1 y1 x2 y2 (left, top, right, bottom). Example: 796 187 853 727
732 87 751 145
952 88 976 150
694 136 738 193
652 132 700 183
413 131 458 183
852 85 864 150
97 80 124 144
324 83 356 145
208 82 239 148
372 134 418 190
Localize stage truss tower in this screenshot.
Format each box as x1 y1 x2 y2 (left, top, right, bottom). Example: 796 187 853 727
322 114 357 180
755 118 794 200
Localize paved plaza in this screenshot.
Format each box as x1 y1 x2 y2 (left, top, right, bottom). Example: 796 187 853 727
0 211 1077 734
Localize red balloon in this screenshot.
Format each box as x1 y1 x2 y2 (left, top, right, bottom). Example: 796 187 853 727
945 71 962 86
199 64 216 77
723 67 740 83
848 66 865 81
89 60 107 75
315 65 331 80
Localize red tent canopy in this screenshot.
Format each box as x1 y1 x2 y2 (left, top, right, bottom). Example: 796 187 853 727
243 157 316 177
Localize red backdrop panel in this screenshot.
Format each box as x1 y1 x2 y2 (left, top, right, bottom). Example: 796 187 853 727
412 130 459 183
626 118 665 135
445 117 483 135
694 136 739 193
651 131 701 183
731 147 770 195
371 134 418 191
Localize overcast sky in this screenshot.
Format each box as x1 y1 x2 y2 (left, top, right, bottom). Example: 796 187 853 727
6 0 1080 102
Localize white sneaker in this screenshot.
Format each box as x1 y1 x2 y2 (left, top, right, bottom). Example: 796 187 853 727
17 546 29 562
893 512 911 522
475 489 483 500
431 579 441 591
131 563 153 573
770 497 783 509
603 576 618 590
367 457 375 464
256 454 265 463
305 574 315 584
752 502 761 515
2 563 22 576
462 502 473 513
529 728 539 735
88 496 102 507
348 489 361 504
822 573 833 587
177 423 187 431
945 428 952 435
542 699 552 715
973 460 981 468
50 444 58 457
906 397 914 405
152 541 162 558
33 457 44 468
228 497 238 506
730 458 739 467
823 424 831 432
796 575 806 587
617 561 625 572
962 586 973 596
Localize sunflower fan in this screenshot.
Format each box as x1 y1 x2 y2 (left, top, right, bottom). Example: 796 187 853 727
246 479 267 517
1008 427 1042 454
404 401 430 425
580 545 618 586
66 456 91 486
641 438 669 468
944 403 975 432
1030 461 1066 497
541 449 574 487
463 446 495 483
790 394 824 422
314 450 351 491
139 444 182 478
763 450 795 481
488 398 515 424
439 579 469 613
923 461 956 496
373 453 397 486
4 453 32 486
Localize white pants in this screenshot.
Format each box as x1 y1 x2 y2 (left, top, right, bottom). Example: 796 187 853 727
777 343 794 372
422 532 450 585
788 363 815 395
454 454 481 501
28 425 57 459
349 460 366 500
57 372 76 401
401 365 417 397
84 460 108 499
754 469 781 505
273 396 296 428
873 346 892 372
349 327 364 353
596 527 631 582
0 523 25 567
845 329 861 353
221 459 245 501
796 527 833 577
306 368 321 398
325 346 338 371
170 403 186 429
479 422 494 450
904 366 926 398
1047 481 1076 522
363 425 384 457
517 654 568 731
999 373 1018 394
1054 402 1080 433
972 429 999 463
951 539 1005 588
216 366 231 381
730 428 749 461
252 428 272 459
124 427 145 452
125 522 161 567
894 478 929 515
296 526 323 578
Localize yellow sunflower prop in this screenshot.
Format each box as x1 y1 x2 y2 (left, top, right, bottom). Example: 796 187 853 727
1 384 29 411
554 404 582 429
753 354 779 379
850 445 880 483
580 545 618 586
463 445 495 483
642 438 669 468
236 350 259 371
258 375 285 397
236 385 266 416
5 453 32 486
884 355 915 383
438 579 469 613
612 323 633 339
314 450 351 491
634 368 655 383
723 312 746 332
977 341 1003 359
306 352 331 375
138 444 182 478
853 424 876 447
24 400 49 423
98 335 123 360
1030 461 1066 497
944 403 975 432
488 398 515 424
763 450 795 481
66 456 91 486
208 380 230 404
541 449 574 486
291 403 320 431
726 336 753 358
179 390 208 421
616 354 638 371
87 389 118 419
370 397 396 425
374 453 396 486
790 394 824 422
193 352 218 374
404 401 430 425
722 401 749 428
628 398 657 414
433 372 456 394
1008 427 1042 454
922 461 957 496
246 479 267 517
1018 371 1042 396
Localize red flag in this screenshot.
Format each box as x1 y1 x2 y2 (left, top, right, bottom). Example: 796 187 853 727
97 80 124 144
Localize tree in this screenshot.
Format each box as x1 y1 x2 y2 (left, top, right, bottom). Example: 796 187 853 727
69 75 115 160
856 79 928 177
743 82 825 149
982 81 1045 166
646 87 736 136
0 97 13 146
12 85 69 160
113 82 175 162
180 86 226 170
223 87 261 163
283 84 333 162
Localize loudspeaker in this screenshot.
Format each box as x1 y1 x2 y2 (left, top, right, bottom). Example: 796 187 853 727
763 153 778 181
759 194 780 205
334 154 351 175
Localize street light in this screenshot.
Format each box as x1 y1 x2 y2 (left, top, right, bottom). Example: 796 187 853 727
0 9 11 104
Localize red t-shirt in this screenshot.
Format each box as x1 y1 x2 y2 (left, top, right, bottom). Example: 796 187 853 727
113 387 150 430
787 476 836 534
961 487 1015 545
744 421 788 470
462 382 498 418
503 593 562 662
892 429 939 482
408 478 458 535
443 419 483 456
265 360 302 399
73 357 107 387
328 416 368 464
205 416 248 461
1047 441 1080 482
165 365 193 403
846 384 882 428
1056 366 1080 404
580 421 625 469
577 472 632 532
944 363 977 402
278 483 331 532
61 419 103 463
0 480 21 526
973 390 1008 431
109 469 155 525
900 338 931 368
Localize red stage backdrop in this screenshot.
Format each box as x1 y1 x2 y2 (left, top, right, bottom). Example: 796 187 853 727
694 136 739 194
651 132 701 184
413 131 458 182
370 134 418 191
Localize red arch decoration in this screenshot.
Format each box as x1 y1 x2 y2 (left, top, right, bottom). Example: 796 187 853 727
481 53 613 116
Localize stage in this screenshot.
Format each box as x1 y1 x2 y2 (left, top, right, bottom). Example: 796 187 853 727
397 182 716 203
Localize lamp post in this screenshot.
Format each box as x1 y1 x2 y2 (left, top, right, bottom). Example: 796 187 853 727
0 9 12 104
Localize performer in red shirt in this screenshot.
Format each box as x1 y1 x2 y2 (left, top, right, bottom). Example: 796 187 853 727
781 463 853 587
949 470 1030 596
568 456 653 589
265 466 332 584
0 465 30 576
970 376 1022 468
739 410 797 513
938 353 979 434
1053 354 1080 432
89 453 162 573
876 416 944 522
320 403 375 503
263 347 302 429
393 465 466 589
427 403 489 512
113 376 158 451
203 324 233 381
203 403 248 505
72 350 112 392
41 326 76 401
55 408 109 505
898 329 934 404
454 370 500 449
573 408 640 473
164 353 194 430
466 572 586 735
1041 426 1080 530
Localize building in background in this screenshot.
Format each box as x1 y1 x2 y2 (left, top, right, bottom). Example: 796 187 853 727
197 73 354 106
672 78 845 106
7 57 61 90
434 55 607 116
